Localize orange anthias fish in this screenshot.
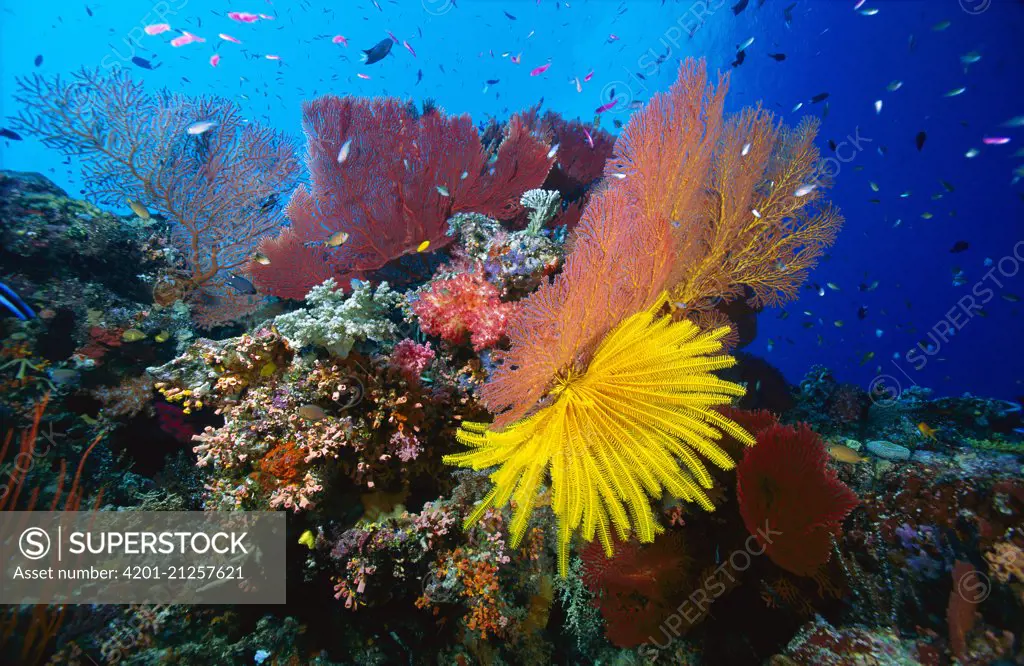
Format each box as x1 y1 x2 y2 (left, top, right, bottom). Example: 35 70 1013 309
917 422 938 440
827 444 868 464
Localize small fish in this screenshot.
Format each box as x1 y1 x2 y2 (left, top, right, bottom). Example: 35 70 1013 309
122 328 147 342
1003 293 1021 303
298 530 316 549
486 79 500 85
530 62 552 76
436 185 450 197
1001 115 1024 128
361 38 393 65
731 50 746 68
357 73 371 80
209 54 221 68
337 138 353 163
737 37 755 51
0 129 23 141
583 128 594 149
944 87 967 98
950 240 969 253
869 181 879 192
794 183 816 197
219 33 242 44
940 180 955 192
325 231 349 247
732 0 749 15
417 240 431 253
833 320 844 328
827 282 840 291
332 35 348 46
144 23 170 36
960 51 981 66
547 143 559 159
460 171 469 180
857 306 868 320
876 328 884 338
982 136 1010 146
298 404 327 422
583 70 594 82
792 102 803 112
917 422 937 440
859 7 878 15
595 100 616 114
915 131 926 151
767 53 786 61
828 445 868 464
127 200 150 219
742 142 751 156
187 120 218 135
932 19 951 31
783 2 795 25
170 31 205 48
264 54 281 61
810 92 829 104
154 330 171 343
131 56 155 70
228 11 261 23
874 100 882 114
225 273 257 294
886 80 903 92
401 40 417 58
504 10 517 20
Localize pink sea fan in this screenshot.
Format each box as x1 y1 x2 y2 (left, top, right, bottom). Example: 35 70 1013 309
411 270 515 351
389 339 435 384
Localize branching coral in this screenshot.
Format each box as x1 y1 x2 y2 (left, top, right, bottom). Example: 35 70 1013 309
11 69 300 326
445 293 753 575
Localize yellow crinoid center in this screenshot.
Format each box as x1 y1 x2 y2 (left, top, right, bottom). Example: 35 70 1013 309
444 292 756 575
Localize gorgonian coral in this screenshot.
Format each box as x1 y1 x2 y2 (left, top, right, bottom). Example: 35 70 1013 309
736 423 858 576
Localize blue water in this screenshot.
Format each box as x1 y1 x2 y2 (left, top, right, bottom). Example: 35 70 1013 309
2 0 1022 401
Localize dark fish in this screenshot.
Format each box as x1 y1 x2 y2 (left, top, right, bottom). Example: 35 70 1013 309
783 2 795 25
768 53 786 61
486 79 500 85
224 274 257 295
0 282 36 320
810 92 829 104
915 131 926 151
857 306 868 320
827 139 837 151
132 56 154 70
504 10 516 20
613 119 623 129
636 72 646 80
732 0 749 14
85 5 92 16
34 55 43 67
416 69 423 84
361 38 393 65
731 50 746 68
950 240 969 253
0 129 23 141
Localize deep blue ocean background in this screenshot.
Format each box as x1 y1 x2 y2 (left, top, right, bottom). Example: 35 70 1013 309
2 0 1022 403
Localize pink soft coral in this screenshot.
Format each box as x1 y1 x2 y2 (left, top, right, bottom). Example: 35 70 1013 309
412 271 514 351
389 339 435 384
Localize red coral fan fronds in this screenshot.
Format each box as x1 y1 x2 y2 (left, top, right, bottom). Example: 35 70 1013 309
250 96 553 299
582 534 689 648
412 270 515 351
947 560 980 661
736 423 858 576
717 406 779 438
521 108 615 198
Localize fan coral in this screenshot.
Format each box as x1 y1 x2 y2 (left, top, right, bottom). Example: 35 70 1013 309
445 293 753 575
735 423 858 576
412 270 515 351
249 95 553 299
11 69 300 326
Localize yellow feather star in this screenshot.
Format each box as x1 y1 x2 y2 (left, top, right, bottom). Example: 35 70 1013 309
444 292 756 576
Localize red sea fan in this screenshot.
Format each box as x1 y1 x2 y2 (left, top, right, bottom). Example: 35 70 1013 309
250 96 553 299
736 423 858 576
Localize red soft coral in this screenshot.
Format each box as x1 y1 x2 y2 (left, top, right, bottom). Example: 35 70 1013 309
736 423 858 576
389 339 435 384
412 271 514 351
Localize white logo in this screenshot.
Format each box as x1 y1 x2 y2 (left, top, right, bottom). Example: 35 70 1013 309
19 527 51 560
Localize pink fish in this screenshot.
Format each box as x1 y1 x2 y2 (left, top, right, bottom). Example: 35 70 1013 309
583 128 594 148
511 52 521 64
530 62 551 76
144 23 170 36
982 136 1010 145
403 40 417 58
332 35 348 46
387 30 399 43
170 31 206 47
583 69 594 82
595 100 616 114
853 0 866 8
608 33 620 42
265 54 281 60
210 54 221 67
357 73 371 80
227 11 260 23
219 33 242 44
